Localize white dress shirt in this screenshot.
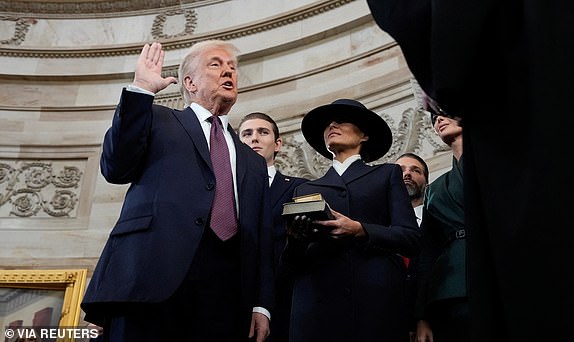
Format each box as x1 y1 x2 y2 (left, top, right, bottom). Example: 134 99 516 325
267 165 277 186
413 204 423 227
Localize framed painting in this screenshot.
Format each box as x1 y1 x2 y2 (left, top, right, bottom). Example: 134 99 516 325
0 269 88 341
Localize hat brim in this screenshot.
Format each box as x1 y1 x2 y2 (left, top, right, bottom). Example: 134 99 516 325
301 103 392 162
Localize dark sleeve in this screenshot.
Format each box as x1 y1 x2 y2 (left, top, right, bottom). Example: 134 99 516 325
362 164 422 257
278 182 312 274
100 89 155 184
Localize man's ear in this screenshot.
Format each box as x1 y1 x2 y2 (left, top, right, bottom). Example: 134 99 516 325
184 75 196 93
274 137 283 153
361 135 369 143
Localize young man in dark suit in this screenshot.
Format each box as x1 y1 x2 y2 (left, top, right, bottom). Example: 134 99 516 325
81 41 273 342
239 112 306 342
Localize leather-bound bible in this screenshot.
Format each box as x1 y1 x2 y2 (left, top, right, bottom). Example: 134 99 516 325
282 193 335 221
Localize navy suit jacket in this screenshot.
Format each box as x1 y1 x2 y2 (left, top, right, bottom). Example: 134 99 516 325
82 90 274 325
269 171 306 268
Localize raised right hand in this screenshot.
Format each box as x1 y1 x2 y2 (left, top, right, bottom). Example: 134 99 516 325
132 42 178 93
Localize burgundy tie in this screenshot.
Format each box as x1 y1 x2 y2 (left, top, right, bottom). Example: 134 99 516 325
208 115 238 241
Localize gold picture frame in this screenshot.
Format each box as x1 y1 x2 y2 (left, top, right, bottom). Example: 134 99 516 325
0 269 88 341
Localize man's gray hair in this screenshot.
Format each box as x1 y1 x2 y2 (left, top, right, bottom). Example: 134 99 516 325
178 40 240 106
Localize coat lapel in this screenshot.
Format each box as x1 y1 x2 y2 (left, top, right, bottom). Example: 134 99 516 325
172 107 211 168
309 167 347 190
340 160 378 184
309 161 378 189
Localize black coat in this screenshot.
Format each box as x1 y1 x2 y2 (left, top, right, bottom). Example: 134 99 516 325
367 1 574 340
282 161 420 342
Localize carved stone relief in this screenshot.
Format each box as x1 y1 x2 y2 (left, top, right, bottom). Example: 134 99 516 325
382 108 449 161
0 16 33 46
276 136 331 180
151 9 198 40
0 160 84 218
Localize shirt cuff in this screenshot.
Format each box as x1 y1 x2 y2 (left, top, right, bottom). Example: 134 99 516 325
126 84 155 96
252 307 271 321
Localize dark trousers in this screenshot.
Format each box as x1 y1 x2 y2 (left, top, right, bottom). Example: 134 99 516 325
101 229 244 342
427 298 470 342
269 275 294 342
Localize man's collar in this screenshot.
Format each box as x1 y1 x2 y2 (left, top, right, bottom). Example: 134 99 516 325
190 102 230 127
267 165 277 179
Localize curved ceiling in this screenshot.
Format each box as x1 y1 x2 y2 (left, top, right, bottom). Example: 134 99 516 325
0 0 365 59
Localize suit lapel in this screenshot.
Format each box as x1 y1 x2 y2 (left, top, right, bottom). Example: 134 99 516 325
270 171 293 207
229 125 247 191
172 107 211 168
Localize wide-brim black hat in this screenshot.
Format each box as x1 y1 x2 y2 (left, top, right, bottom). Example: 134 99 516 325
301 99 392 162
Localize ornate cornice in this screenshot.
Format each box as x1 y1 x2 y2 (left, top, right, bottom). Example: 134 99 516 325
0 0 357 58
0 0 215 17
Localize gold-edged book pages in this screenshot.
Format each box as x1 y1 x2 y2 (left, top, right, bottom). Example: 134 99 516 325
282 193 334 220
292 193 324 203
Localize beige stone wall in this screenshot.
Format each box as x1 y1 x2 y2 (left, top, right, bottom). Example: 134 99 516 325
0 0 453 321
